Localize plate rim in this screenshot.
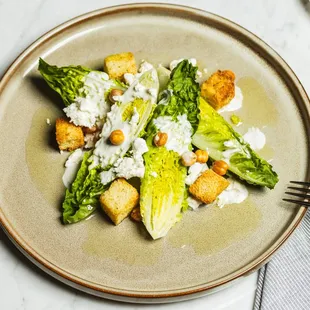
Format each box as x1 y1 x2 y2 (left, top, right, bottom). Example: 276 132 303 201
0 2 309 302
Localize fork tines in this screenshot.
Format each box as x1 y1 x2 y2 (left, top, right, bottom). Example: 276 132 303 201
283 181 310 207
290 181 310 186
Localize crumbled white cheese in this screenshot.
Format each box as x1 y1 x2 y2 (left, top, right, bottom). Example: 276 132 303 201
169 58 197 71
62 149 84 188
218 86 243 113
243 127 266 151
216 178 248 208
153 114 192 155
100 138 148 185
139 61 154 73
99 169 116 186
89 64 158 170
115 66 158 105
63 71 114 128
46 118 51 125
185 162 208 185
124 73 135 85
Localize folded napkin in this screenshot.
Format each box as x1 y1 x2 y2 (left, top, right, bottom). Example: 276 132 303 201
254 209 310 310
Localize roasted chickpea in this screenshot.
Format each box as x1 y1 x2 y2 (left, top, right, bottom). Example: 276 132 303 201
82 126 98 134
109 89 124 104
212 160 229 176
109 129 125 145
181 151 197 167
195 149 209 164
130 207 142 222
153 132 168 147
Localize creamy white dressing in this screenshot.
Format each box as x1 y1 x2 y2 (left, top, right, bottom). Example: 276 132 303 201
113 63 158 105
63 71 115 127
185 162 208 186
222 139 251 163
89 62 159 170
188 178 248 210
123 73 135 85
153 114 192 155
169 58 197 71
89 106 139 169
158 89 173 106
218 86 243 113
100 138 148 185
62 149 84 188
216 178 248 208
222 140 241 163
243 127 266 151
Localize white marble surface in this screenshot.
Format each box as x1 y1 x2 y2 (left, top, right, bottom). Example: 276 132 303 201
1 0 310 309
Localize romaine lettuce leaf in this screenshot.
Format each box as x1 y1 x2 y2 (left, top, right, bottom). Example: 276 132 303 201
62 151 107 224
192 97 279 189
38 58 91 106
89 68 159 170
152 59 200 131
140 147 187 239
140 60 200 239
62 68 159 224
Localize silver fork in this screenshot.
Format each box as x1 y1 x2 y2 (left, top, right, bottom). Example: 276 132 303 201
283 181 310 207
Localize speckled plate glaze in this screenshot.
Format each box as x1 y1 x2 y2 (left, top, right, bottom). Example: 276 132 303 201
0 3 310 304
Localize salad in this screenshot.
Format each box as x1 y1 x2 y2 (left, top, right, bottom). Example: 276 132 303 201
38 52 278 240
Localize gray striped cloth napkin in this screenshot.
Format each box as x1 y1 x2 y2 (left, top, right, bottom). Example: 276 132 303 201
254 209 310 310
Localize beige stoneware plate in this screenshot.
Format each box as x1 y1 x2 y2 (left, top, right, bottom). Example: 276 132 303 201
0 3 310 304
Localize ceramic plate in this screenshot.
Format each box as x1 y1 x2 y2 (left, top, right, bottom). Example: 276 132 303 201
0 3 309 303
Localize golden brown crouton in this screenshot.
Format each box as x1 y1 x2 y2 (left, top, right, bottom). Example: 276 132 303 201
201 70 236 110
189 170 229 204
100 179 139 225
103 52 137 80
55 118 84 151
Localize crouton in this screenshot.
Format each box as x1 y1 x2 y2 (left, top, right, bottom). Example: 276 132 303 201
100 179 139 225
189 170 229 204
55 118 84 151
201 70 236 110
103 52 137 80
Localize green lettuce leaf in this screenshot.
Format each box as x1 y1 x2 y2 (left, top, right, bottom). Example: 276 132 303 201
62 152 107 224
38 58 91 106
62 67 159 224
140 60 200 239
192 97 279 189
89 68 159 170
152 60 200 131
140 147 187 239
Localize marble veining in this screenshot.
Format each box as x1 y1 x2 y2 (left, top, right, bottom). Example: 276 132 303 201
1 0 310 309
